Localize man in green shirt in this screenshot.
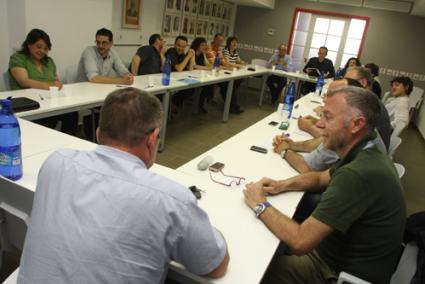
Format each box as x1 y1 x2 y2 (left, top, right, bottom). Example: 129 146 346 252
244 86 405 284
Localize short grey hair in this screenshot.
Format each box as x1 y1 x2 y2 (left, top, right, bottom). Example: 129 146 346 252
346 66 373 87
98 87 163 147
327 86 381 132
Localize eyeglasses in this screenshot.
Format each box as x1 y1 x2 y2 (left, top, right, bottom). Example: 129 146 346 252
209 169 245 187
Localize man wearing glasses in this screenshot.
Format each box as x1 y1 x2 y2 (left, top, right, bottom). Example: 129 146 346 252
77 28 134 140
131 33 166 75
76 28 133 84
18 88 229 283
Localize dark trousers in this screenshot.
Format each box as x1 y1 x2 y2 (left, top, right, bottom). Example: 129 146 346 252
34 112 79 136
219 79 243 108
266 75 287 104
199 85 214 108
83 111 100 141
301 81 316 96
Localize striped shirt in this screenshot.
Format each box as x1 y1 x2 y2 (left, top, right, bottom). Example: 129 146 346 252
222 48 240 64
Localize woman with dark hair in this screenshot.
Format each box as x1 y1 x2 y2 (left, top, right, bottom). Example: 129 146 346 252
187 37 213 113
189 37 212 70
8 29 78 135
337 57 361 78
9 29 62 90
222 36 245 69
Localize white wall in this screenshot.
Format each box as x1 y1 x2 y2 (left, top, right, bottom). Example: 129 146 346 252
0 0 10 91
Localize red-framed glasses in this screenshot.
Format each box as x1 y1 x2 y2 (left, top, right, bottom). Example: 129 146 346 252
209 170 245 187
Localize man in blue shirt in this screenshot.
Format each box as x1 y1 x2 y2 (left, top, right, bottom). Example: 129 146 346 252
18 88 229 284
266 44 292 104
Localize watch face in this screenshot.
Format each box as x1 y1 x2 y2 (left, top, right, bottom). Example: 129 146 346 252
254 205 263 215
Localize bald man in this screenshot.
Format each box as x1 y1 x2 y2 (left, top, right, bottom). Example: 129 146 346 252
266 44 292 104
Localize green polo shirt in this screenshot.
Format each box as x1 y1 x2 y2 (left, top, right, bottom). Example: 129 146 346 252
312 135 405 284
8 52 57 90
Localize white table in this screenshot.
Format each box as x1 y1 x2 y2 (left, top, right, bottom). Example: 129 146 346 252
0 85 321 284
0 67 316 152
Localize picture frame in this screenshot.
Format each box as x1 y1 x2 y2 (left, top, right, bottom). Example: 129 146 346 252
122 0 141 29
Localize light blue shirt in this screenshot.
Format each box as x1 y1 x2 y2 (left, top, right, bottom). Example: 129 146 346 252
77 46 130 82
267 52 292 72
18 146 226 284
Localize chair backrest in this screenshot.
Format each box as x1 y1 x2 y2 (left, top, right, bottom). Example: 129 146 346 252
251 58 268 67
390 242 418 284
393 163 405 179
337 242 418 284
409 86 424 109
2 267 19 284
337 272 371 284
2 71 11 91
63 65 79 84
388 136 402 159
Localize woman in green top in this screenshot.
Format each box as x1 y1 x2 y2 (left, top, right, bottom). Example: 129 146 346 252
9 29 78 135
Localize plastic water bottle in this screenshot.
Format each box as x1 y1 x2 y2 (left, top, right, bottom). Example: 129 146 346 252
0 99 23 181
162 55 171 86
315 72 324 97
335 68 343 78
282 81 296 121
213 53 221 75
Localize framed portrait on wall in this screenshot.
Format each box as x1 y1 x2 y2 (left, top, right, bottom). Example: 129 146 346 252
205 0 211 16
172 14 181 35
122 0 141 29
163 13 172 35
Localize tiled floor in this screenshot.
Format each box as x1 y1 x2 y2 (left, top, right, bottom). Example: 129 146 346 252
1 85 424 281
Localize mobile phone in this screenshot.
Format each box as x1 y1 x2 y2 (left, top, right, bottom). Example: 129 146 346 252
209 162 225 172
279 121 289 130
269 121 278 126
224 71 232 75
247 67 256 71
250 145 268 154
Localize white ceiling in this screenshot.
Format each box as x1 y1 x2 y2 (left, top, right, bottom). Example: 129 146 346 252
229 0 425 16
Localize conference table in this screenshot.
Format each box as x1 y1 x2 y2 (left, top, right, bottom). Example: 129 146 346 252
0 90 323 283
0 66 321 153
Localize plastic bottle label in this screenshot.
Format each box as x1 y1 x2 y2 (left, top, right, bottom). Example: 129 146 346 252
0 146 21 167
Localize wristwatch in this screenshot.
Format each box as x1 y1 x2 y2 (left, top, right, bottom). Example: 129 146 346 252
254 201 272 218
280 149 287 159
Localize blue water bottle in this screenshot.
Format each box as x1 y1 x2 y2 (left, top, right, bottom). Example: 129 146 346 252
0 99 23 181
282 81 296 120
213 53 221 72
162 55 171 86
315 72 324 96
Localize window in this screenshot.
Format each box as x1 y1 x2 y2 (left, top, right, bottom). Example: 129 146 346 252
288 8 369 71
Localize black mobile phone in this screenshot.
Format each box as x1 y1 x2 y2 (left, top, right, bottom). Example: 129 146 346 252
250 145 268 154
268 121 278 126
247 67 256 71
224 71 232 75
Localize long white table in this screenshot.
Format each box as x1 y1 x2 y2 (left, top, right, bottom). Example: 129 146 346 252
0 79 322 284
0 67 318 152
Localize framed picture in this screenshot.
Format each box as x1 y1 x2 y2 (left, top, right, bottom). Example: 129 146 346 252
163 13 172 35
122 0 141 29
192 0 198 15
205 0 211 16
198 0 205 16
172 14 181 35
